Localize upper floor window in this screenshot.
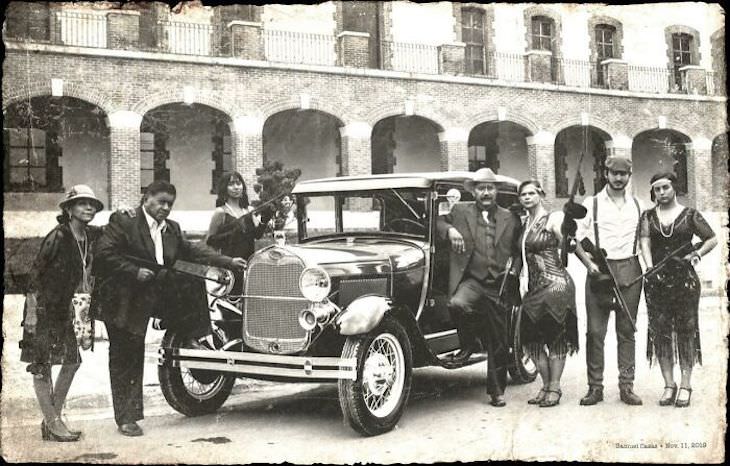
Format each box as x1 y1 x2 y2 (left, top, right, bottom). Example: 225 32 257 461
671 33 693 89
595 24 615 60
531 16 553 51
462 8 486 75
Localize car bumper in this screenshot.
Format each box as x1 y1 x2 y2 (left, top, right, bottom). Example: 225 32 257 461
158 347 357 381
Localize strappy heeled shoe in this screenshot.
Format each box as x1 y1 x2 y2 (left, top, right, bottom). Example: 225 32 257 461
539 389 562 408
675 387 692 408
658 384 678 406
41 418 80 442
527 388 547 405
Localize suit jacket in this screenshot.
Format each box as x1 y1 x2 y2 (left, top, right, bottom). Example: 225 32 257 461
92 207 235 336
437 203 522 296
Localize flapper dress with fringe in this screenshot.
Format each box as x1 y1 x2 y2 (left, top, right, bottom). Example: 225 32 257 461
641 207 714 368
519 214 578 358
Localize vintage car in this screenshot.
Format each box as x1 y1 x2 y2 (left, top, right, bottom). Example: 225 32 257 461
157 171 537 436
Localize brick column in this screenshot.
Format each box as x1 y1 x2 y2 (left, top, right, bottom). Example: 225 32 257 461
438 42 466 75
686 137 713 210
679 65 708 95
107 10 140 50
337 31 370 68
230 116 265 196
107 111 143 209
438 128 469 171
229 21 264 60
526 131 556 208
340 122 372 211
602 59 629 90
526 50 553 83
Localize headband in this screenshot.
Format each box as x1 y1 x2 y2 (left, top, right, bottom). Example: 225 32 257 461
650 177 673 188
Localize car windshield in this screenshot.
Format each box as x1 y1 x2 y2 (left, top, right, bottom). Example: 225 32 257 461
296 188 430 241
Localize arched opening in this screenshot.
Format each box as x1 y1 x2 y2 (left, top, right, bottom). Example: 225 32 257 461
468 121 531 178
371 115 441 174
554 125 611 198
711 133 728 211
3 96 110 210
140 103 232 210
632 129 690 205
262 109 342 182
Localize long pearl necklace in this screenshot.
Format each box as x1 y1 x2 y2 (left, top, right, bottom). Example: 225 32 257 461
656 206 677 238
72 226 90 291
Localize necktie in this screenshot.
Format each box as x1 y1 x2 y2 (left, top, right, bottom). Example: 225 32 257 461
481 210 490 223
150 221 164 265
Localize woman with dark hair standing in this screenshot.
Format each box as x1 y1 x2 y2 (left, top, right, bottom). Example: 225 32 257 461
639 172 716 407
517 179 578 407
206 171 267 260
20 185 104 441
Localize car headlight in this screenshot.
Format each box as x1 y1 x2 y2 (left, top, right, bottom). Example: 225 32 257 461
205 267 235 298
299 267 331 302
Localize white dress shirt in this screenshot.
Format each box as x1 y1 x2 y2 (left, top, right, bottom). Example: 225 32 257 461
142 207 167 265
576 187 644 260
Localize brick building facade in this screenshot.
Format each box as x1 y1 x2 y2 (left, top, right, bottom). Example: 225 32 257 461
3 1 727 223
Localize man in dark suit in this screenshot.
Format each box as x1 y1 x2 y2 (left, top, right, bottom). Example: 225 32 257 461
93 180 246 437
437 168 522 407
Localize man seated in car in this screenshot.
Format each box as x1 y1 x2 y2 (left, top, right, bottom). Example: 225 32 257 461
436 168 522 407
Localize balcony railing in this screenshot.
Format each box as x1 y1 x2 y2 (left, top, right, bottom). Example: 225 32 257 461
55 11 107 48
381 41 439 74
264 29 336 66
5 12 724 97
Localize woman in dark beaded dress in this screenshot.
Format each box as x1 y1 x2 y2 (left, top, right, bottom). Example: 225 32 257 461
639 172 716 407
517 180 578 407
20 185 104 441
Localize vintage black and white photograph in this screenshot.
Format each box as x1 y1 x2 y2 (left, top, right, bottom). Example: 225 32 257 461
2 1 727 463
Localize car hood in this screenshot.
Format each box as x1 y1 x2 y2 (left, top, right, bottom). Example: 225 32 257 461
282 238 427 276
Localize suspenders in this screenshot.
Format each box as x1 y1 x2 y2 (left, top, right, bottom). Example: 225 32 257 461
592 195 641 256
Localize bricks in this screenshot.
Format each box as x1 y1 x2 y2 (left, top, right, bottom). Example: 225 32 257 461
107 11 141 50
337 32 370 68
438 43 466 75
229 21 264 60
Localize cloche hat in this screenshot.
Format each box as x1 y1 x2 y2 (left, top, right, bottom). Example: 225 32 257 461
59 184 104 211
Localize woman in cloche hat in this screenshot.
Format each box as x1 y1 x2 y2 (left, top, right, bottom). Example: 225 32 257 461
20 184 104 441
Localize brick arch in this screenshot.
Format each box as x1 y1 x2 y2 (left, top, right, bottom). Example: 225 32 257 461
549 116 615 141
363 103 446 132
628 120 694 141
260 97 347 127
2 81 114 116
131 90 236 120
464 111 539 136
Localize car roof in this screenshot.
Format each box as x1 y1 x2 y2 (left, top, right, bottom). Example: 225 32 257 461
292 171 520 193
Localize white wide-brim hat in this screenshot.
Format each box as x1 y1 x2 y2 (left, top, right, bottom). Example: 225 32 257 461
59 184 104 211
464 168 501 190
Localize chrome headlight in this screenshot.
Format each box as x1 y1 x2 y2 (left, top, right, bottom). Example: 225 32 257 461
205 267 235 298
299 267 331 302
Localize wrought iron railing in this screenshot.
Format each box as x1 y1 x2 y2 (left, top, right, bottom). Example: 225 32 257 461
263 29 335 66
627 65 674 94
484 52 526 82
158 21 217 56
54 11 107 48
380 41 439 74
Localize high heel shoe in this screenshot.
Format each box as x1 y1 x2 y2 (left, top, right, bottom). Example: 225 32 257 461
528 388 547 405
41 418 80 442
539 389 562 408
675 387 692 408
658 384 678 406
42 420 82 438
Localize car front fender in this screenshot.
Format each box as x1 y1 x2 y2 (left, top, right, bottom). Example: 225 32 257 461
336 295 391 336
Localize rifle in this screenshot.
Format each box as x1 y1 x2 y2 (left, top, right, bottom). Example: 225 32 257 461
123 255 234 285
580 238 636 332
625 241 701 288
560 152 588 267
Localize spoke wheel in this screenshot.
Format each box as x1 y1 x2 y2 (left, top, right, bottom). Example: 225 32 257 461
158 330 235 416
339 316 412 436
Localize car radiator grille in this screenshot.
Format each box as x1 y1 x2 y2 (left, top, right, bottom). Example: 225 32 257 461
243 249 309 354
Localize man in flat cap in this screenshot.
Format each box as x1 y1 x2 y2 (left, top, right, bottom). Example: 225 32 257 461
575 156 645 406
437 168 522 407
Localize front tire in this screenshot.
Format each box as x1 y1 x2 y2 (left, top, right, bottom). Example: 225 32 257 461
338 317 413 436
158 330 235 416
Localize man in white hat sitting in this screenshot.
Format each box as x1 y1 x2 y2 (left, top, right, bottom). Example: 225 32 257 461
436 168 522 407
